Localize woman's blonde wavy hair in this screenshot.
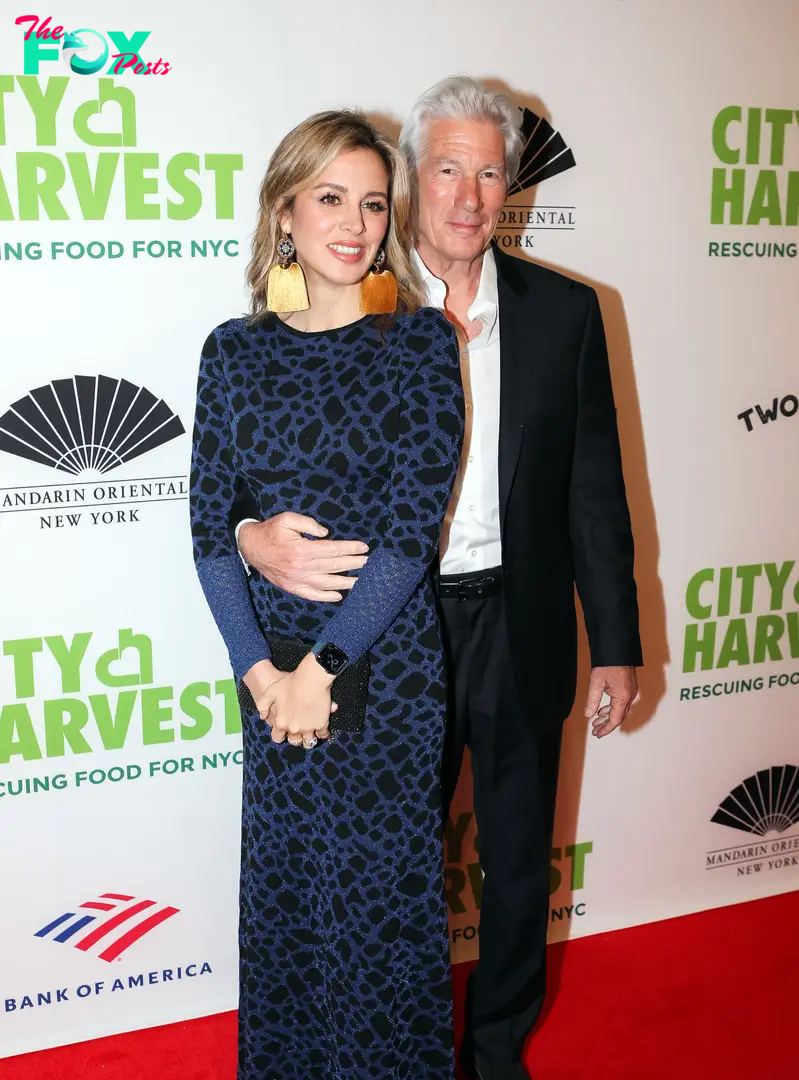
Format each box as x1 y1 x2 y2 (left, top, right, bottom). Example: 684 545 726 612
248 110 424 321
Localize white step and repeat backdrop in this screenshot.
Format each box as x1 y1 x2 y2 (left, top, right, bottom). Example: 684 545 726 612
1 0 798 1057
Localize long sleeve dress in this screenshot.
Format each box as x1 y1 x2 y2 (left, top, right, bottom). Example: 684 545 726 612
189 308 464 1080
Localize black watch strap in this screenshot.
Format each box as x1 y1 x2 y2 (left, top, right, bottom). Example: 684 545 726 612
311 641 350 676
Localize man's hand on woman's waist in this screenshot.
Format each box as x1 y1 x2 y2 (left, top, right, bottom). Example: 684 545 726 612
237 512 369 602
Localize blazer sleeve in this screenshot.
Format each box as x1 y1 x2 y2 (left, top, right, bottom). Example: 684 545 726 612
568 290 643 668
312 311 464 665
189 328 272 680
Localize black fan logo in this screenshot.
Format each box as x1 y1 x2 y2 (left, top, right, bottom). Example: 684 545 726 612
508 107 577 195
0 375 185 477
712 765 799 837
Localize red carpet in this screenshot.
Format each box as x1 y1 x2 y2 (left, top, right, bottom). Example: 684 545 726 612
2 890 796 1079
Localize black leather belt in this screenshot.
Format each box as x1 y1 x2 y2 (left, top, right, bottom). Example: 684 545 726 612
438 566 503 601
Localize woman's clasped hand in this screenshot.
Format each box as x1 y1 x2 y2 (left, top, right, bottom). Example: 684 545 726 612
242 655 336 748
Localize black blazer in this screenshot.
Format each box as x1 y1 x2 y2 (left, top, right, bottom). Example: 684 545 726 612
493 243 641 724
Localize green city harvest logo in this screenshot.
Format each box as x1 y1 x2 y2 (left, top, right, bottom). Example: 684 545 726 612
0 77 242 220
682 561 799 673
0 629 240 764
444 810 592 920
711 107 799 226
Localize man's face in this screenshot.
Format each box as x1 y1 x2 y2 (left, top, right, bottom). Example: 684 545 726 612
416 117 507 264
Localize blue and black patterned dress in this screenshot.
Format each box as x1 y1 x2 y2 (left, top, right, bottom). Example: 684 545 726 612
189 309 464 1079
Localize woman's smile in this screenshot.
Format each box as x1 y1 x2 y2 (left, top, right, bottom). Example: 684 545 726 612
328 242 367 263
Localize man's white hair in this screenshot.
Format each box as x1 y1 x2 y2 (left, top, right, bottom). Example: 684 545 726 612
399 75 524 184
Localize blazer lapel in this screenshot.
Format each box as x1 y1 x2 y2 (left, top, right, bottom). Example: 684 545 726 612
496 245 534 526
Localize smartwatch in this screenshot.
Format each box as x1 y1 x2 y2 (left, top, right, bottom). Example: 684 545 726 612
311 641 350 676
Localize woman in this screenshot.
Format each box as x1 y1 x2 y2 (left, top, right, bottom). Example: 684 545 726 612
189 110 464 1079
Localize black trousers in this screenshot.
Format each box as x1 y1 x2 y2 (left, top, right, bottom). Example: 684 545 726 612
439 584 563 1066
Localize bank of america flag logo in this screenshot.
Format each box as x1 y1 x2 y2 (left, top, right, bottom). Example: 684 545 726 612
35 893 180 962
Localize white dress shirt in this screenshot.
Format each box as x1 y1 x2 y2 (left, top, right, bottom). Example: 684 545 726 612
236 247 503 577
413 248 502 575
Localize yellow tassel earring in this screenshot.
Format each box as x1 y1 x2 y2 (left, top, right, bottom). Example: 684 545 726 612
266 233 309 312
360 248 398 315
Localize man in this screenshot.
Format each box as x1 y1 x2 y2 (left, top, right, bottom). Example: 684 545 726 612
232 77 641 1080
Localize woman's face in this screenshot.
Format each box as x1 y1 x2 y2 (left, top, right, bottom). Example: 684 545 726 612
280 148 390 291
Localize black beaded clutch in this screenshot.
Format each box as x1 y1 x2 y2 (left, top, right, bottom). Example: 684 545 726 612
236 633 369 735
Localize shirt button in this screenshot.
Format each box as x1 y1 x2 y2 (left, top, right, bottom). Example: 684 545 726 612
468 455 474 463
471 550 477 558
469 505 475 512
